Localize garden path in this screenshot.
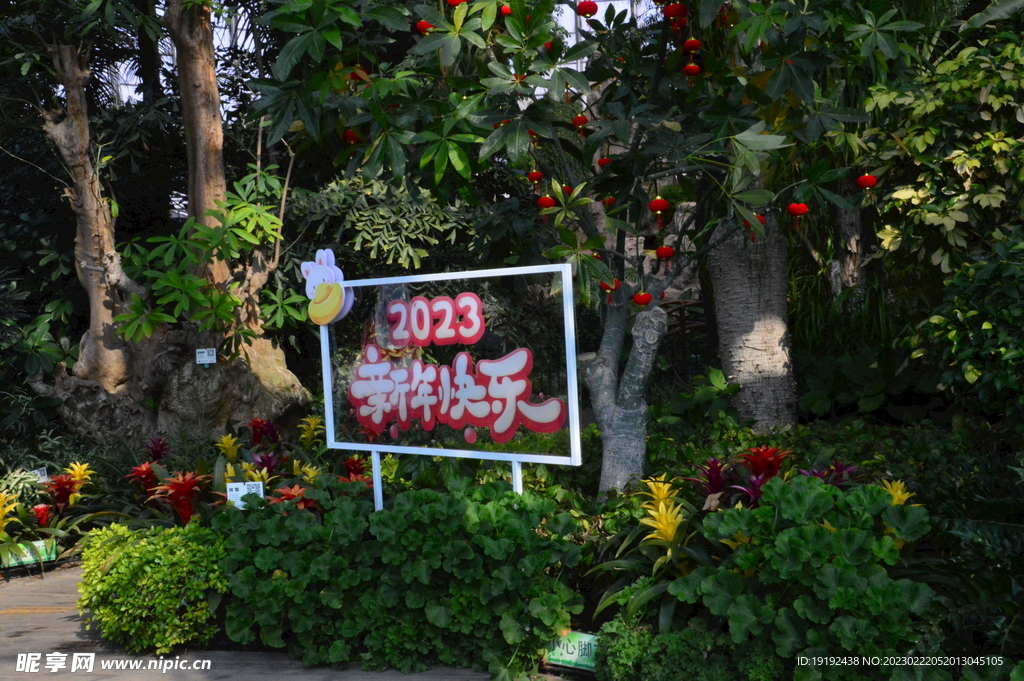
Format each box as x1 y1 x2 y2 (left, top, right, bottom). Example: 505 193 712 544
0 566 493 680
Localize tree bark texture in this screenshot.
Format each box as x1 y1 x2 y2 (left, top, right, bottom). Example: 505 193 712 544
165 0 227 234
30 45 310 446
41 45 141 394
829 177 867 299
581 289 669 493
706 214 797 431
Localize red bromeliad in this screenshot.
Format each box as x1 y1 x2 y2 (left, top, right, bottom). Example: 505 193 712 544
249 418 281 446
344 456 369 478
737 445 791 478
44 474 82 510
149 472 211 524
126 462 160 493
31 504 51 527
268 485 322 512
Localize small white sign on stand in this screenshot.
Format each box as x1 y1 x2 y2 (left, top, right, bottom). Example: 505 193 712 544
31 467 49 483
226 481 265 509
195 348 217 367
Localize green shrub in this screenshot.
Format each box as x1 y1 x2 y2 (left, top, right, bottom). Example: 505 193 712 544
215 478 582 678
78 523 227 654
593 614 652 681
595 615 784 681
670 476 934 681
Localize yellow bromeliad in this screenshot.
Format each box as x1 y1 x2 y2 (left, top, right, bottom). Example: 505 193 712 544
292 459 322 484
215 434 241 463
298 416 325 450
881 479 915 506
0 491 19 536
241 462 275 486
640 499 684 543
65 462 93 483
640 474 677 511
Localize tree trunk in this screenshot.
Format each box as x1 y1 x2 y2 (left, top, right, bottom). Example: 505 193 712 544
40 45 143 394
164 0 226 232
829 177 867 299
581 286 669 493
706 212 797 431
29 44 310 447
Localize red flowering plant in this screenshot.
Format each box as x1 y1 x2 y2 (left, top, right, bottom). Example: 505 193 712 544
737 446 791 478
248 418 281 447
126 462 160 495
267 485 322 512
148 472 217 525
44 474 83 512
336 456 372 493
31 504 52 528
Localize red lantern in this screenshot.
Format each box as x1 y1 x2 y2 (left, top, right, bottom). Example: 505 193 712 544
656 245 675 260
343 129 361 144
537 195 557 209
683 38 701 52
599 279 620 303
545 41 553 50
500 4 512 15
602 196 616 207
787 203 809 216
633 292 653 307
576 0 598 17
663 3 685 18
671 17 687 32
572 115 588 128
683 63 701 77
416 20 434 34
597 157 611 167
527 171 544 184
743 214 766 243
447 0 466 6
649 196 671 228
856 174 878 189
563 185 574 195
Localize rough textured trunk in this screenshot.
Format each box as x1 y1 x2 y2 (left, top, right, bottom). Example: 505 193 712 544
706 212 797 431
29 44 309 446
165 0 226 231
165 0 232 290
40 45 143 393
828 177 867 299
581 286 669 493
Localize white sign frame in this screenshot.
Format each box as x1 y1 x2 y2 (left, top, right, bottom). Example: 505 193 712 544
318 263 581 509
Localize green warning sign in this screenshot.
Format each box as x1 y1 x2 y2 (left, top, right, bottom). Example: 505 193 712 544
546 631 598 672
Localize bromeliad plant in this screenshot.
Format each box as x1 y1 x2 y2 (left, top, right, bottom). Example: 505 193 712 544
669 476 934 680
148 472 218 525
590 475 719 629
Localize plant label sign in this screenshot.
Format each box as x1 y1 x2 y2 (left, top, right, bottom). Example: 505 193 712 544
226 481 265 509
307 254 581 508
31 467 49 483
195 348 217 366
545 631 598 672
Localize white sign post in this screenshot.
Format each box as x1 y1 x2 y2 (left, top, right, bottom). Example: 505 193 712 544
311 261 581 511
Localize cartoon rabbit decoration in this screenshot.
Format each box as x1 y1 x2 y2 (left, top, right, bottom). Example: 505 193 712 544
301 248 354 325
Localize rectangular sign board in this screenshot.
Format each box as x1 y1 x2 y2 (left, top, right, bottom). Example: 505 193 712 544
226 481 265 509
316 263 581 505
1 539 57 568
545 631 598 672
